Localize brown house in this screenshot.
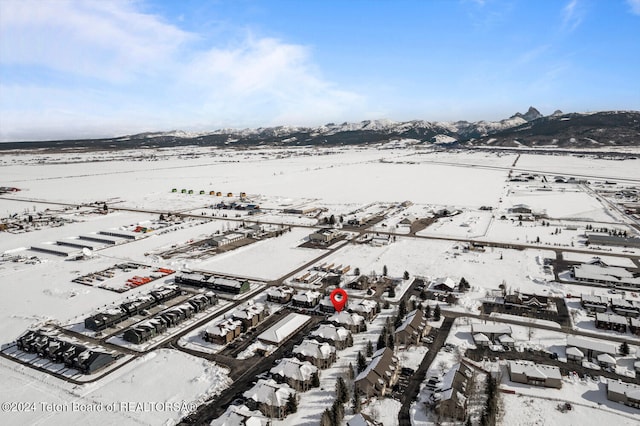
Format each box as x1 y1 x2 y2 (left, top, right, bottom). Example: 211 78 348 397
355 348 399 398
270 357 319 392
395 309 430 346
292 339 336 369
203 318 242 345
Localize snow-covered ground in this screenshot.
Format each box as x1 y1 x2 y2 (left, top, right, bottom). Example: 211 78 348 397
1 146 639 425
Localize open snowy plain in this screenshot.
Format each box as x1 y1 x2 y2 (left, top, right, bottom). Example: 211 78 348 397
1 145 639 425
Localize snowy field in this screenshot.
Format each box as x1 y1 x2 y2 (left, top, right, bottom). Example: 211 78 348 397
1 146 639 425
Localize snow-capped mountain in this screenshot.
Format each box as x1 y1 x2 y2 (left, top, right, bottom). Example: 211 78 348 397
3 109 639 150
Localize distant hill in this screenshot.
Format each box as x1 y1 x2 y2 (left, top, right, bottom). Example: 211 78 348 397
2 109 639 152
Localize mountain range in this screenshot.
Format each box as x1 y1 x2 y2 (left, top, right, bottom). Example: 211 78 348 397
2 108 639 151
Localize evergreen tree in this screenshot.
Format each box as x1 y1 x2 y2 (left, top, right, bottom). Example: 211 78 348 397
331 400 344 425
347 363 355 380
366 340 374 357
329 214 336 225
403 270 410 280
387 333 395 350
388 287 396 298
425 305 432 318
286 393 297 414
399 298 407 318
312 372 321 387
320 409 332 426
419 289 427 300
354 267 360 276
383 265 388 276
394 314 402 329
433 304 441 321
354 390 362 413
357 351 367 373
336 377 349 403
377 333 386 350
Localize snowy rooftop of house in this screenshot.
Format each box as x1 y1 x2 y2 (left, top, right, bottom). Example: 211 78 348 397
596 312 628 325
581 294 606 304
354 348 395 383
210 404 266 426
611 298 634 308
395 309 423 334
597 353 617 365
233 303 265 319
243 379 295 407
310 324 350 342
328 311 364 325
350 299 377 312
566 347 584 357
266 286 294 297
608 380 640 400
293 339 335 359
212 277 245 288
471 323 512 335
473 333 490 342
498 334 515 343
430 276 456 290
206 318 242 336
574 264 640 284
270 357 317 381
292 290 321 302
509 360 561 380
567 335 617 355
257 313 310 344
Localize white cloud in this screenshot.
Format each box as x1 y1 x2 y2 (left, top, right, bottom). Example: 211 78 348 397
562 0 584 32
0 0 365 141
628 0 640 15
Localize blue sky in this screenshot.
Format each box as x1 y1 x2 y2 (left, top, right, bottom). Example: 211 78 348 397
1 0 639 141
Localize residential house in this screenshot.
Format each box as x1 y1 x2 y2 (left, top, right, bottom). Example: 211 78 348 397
243 379 297 419
566 335 617 362
580 294 608 314
471 323 513 346
266 286 295 304
270 357 319 392
210 404 268 426
595 312 628 333
395 309 430 346
429 362 473 421
232 303 267 331
508 360 562 388
328 311 366 333
607 380 640 408
429 277 457 293
204 318 243 345
292 339 336 369
309 229 341 244
310 324 353 350
354 348 399 398
292 291 321 309
611 299 640 317
349 299 379 321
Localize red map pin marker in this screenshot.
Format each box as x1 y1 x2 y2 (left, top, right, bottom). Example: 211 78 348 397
330 288 348 312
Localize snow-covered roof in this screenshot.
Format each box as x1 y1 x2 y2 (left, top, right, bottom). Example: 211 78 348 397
243 379 295 407
574 264 640 285
608 380 640 401
473 333 490 342
206 318 242 336
310 324 350 342
498 334 515 343
257 313 310 344
350 299 377 313
232 303 265 320
355 347 395 383
567 335 617 355
596 312 628 325
270 357 317 381
328 311 364 326
509 360 561 380
395 309 424 334
292 290 321 303
293 339 335 359
266 286 294 298
429 277 456 290
566 347 584 358
471 323 512 335
210 404 267 426
597 353 617 365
